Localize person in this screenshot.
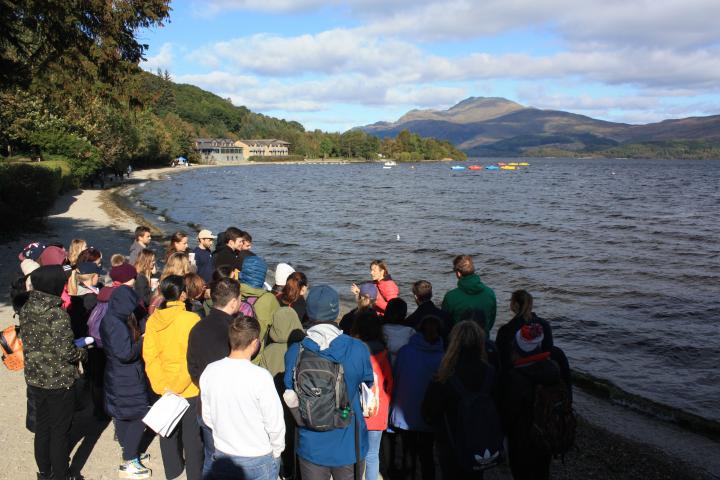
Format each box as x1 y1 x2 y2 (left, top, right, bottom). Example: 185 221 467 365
441 255 497 333
495 290 554 373
133 248 157 306
20 265 87 480
272 262 295 295
382 298 415 366
239 255 280 364
111 253 127 268
165 231 189 262
67 262 102 338
76 246 103 268
143 275 203 480
67 238 87 267
352 310 393 480
389 315 444 480
129 226 152 264
101 282 153 479
257 306 304 480
406 280 453 347
187 278 242 477
236 230 256 270
184 272 207 319
212 227 244 273
501 324 561 480
200 315 286 480
339 281 378 333
351 260 398 316
193 229 216 284
149 252 193 315
422 321 502 480
283 285 373 480
278 271 308 325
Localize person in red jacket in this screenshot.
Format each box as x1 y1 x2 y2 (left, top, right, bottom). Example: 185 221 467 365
352 309 394 480
352 259 399 316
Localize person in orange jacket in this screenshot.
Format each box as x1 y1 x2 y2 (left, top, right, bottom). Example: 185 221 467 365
143 275 203 480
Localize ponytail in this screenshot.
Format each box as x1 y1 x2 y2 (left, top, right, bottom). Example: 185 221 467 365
511 289 533 322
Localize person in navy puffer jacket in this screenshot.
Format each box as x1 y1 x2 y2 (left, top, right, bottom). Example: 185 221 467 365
100 285 152 478
390 316 444 480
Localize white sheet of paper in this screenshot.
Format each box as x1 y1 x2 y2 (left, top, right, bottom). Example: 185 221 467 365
142 392 190 437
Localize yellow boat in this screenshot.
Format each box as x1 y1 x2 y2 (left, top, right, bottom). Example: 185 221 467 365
509 162 519 166
500 165 517 170
518 162 530 166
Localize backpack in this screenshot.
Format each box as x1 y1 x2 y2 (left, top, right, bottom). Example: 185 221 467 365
531 379 577 458
238 295 259 319
87 301 109 348
293 345 352 431
10 274 29 314
443 373 505 472
1 325 24 371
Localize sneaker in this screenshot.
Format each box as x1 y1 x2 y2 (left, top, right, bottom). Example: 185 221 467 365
37 473 53 480
118 458 152 479
138 452 150 463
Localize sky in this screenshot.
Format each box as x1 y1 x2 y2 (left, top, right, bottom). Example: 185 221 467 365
138 0 720 132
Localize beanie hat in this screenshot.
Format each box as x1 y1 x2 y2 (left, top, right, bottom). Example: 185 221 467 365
515 323 544 354
274 263 295 287
306 285 340 323
358 281 378 300
241 256 268 289
30 265 69 297
110 263 137 284
38 245 67 266
19 242 46 261
20 259 41 276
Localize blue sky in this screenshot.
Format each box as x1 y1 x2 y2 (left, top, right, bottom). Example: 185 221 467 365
139 0 720 132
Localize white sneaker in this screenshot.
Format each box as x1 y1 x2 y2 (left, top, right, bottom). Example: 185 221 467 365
118 458 152 479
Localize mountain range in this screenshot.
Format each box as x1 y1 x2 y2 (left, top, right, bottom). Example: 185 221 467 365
359 97 720 157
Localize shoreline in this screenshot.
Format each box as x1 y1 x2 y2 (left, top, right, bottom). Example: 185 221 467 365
0 165 718 479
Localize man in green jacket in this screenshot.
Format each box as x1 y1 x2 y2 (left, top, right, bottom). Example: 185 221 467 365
441 255 497 333
239 255 280 364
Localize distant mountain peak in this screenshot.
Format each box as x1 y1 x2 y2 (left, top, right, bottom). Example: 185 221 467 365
394 96 526 125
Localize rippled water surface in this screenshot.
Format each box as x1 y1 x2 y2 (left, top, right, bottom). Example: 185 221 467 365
137 158 720 421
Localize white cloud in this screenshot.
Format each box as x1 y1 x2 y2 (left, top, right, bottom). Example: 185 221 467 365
175 71 259 90
141 43 173 71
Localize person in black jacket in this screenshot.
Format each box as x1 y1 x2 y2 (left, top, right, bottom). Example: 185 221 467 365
212 227 244 272
407 280 454 349
501 324 561 480
495 290 553 373
422 320 501 480
186 277 241 477
100 284 152 479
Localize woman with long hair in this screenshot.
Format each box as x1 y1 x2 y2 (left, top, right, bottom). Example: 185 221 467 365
67 238 87 267
165 231 189 263
184 273 206 319
133 249 157 306
422 320 502 480
351 259 399 316
148 252 192 315
279 271 308 324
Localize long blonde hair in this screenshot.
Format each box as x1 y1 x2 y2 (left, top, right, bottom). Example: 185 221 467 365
160 252 192 281
436 320 487 383
134 249 156 281
67 239 87 266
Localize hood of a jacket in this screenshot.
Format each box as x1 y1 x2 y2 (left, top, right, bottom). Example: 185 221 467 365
302 323 356 362
407 332 444 353
150 301 186 331
107 285 140 317
240 283 269 298
457 273 487 295
269 307 303 344
383 324 416 353
97 283 120 303
23 290 62 319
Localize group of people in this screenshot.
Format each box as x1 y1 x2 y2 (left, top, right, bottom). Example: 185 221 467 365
12 225 573 480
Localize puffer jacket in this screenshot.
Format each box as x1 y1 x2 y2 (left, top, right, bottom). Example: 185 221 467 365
258 307 304 378
441 273 497 332
240 283 280 364
19 290 86 389
375 277 399 315
143 300 200 398
100 286 150 419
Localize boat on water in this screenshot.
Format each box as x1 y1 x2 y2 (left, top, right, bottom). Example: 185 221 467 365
500 165 517 170
518 162 530 166
485 165 500 170
451 165 466 170
508 162 519 166
383 160 397 169
468 165 483 170
498 162 507 166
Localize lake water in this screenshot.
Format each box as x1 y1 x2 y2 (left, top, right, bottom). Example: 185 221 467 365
134 158 720 423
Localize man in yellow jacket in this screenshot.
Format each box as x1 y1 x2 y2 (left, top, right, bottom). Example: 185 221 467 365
143 275 203 480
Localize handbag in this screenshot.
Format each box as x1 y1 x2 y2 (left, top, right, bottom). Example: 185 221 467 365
0 325 24 371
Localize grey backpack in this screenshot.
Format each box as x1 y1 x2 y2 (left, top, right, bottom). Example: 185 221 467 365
293 345 352 431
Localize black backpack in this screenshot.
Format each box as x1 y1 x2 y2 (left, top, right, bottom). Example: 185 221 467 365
531 378 577 458
293 345 352 431
443 372 505 472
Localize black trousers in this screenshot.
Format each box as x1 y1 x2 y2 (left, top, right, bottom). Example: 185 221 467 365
114 418 147 461
397 429 435 480
159 396 204 480
298 457 366 480
29 383 76 477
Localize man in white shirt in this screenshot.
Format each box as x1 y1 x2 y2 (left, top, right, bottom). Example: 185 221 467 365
200 315 285 480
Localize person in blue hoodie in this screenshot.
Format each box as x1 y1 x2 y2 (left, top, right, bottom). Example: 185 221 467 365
283 285 374 480
390 315 444 480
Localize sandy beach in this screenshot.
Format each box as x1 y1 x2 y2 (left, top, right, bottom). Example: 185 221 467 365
0 165 717 480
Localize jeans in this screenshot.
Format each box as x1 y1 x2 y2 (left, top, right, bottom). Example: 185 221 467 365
210 451 280 480
365 430 383 480
198 415 215 478
298 457 366 480
29 384 75 477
